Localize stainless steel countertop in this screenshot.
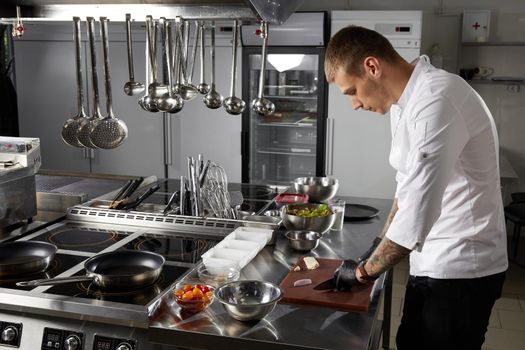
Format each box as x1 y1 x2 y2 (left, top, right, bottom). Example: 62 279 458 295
148 196 393 350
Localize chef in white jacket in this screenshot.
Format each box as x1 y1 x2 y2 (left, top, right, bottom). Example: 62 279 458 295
324 25 507 350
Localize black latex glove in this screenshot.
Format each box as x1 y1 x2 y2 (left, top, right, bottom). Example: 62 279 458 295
333 259 363 291
358 237 382 263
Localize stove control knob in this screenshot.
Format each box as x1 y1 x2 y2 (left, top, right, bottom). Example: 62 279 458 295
64 335 80 350
1 326 18 342
116 342 133 350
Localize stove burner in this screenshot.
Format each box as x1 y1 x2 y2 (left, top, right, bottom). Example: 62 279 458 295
31 225 129 253
44 264 189 306
47 230 119 249
125 235 218 263
77 273 165 295
0 254 86 290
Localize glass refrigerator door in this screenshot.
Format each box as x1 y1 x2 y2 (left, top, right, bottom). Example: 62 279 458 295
247 52 321 185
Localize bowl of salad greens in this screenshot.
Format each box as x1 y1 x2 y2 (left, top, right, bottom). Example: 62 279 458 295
282 203 336 234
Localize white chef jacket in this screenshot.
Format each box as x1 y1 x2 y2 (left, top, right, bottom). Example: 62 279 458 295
385 55 508 279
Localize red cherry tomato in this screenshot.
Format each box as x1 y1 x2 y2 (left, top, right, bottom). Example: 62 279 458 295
200 286 210 293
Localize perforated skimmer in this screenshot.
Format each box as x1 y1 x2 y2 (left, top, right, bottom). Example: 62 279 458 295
77 17 103 149
61 16 87 148
90 17 128 149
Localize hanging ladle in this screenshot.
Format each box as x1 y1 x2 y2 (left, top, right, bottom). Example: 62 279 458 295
77 17 103 148
123 13 145 96
147 17 169 100
61 16 88 148
138 16 159 112
196 21 210 94
175 19 198 101
203 21 223 109
155 18 183 113
90 17 128 149
250 21 275 117
223 19 246 115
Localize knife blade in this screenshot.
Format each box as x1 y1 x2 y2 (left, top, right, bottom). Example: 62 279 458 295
313 277 336 291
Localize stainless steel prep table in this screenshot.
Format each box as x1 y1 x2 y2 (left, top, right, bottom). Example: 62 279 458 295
149 196 393 350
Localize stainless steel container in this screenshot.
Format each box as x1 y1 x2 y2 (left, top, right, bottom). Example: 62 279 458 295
0 166 37 228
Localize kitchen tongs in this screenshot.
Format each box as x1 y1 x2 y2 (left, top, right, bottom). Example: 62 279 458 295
109 177 144 209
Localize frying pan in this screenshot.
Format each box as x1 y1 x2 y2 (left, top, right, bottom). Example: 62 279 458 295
0 242 57 278
17 250 165 290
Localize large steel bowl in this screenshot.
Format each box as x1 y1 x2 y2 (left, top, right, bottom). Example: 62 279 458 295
214 280 283 322
282 203 336 234
292 177 339 203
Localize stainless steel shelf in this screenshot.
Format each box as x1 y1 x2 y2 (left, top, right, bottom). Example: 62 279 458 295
257 149 316 156
461 41 525 46
467 79 524 85
265 95 318 100
257 122 316 128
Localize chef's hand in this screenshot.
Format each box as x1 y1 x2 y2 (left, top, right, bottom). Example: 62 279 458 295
333 259 363 291
358 237 382 263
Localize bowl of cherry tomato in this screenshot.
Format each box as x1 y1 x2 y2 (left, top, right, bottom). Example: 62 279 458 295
173 282 215 313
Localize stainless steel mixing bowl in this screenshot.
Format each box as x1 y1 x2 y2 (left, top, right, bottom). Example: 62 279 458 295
292 177 339 203
285 230 322 251
282 203 336 234
214 280 283 322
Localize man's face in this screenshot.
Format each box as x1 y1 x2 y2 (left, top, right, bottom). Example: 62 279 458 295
333 65 390 115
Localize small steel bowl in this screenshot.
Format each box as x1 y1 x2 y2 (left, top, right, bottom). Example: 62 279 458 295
282 203 336 234
215 280 283 322
285 230 322 251
292 177 339 203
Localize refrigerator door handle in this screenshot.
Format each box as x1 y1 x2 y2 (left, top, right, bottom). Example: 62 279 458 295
326 117 334 176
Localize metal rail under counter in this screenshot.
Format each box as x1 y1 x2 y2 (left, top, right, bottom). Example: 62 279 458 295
148 196 394 350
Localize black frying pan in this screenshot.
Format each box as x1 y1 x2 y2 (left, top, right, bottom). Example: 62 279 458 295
17 250 165 289
0 241 57 278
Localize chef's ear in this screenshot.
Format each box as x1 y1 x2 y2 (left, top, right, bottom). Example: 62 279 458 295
363 56 381 78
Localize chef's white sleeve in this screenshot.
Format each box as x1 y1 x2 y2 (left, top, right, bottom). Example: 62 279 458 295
385 94 469 251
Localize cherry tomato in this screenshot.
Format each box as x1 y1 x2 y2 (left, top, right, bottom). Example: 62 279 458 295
195 284 204 291
200 286 210 293
192 287 204 299
174 289 184 299
181 290 194 301
183 284 192 292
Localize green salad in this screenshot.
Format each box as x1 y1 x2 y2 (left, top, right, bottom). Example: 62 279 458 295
287 204 333 218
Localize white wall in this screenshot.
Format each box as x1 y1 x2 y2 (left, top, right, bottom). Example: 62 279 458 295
301 0 525 195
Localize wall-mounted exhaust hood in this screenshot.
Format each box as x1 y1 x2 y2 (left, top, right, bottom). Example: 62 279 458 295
0 1 304 24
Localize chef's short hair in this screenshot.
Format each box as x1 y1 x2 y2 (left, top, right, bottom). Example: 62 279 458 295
325 25 400 82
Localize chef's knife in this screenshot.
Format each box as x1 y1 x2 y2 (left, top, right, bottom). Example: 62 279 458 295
313 277 336 291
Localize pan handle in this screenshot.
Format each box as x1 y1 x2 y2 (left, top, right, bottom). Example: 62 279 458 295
16 275 95 287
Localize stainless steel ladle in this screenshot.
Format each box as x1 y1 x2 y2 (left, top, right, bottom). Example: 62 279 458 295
146 17 169 99
77 17 103 148
61 16 88 148
196 21 210 95
138 16 161 112
123 13 145 96
90 17 128 149
223 19 246 115
203 21 223 109
176 19 198 101
156 18 183 113
250 21 275 117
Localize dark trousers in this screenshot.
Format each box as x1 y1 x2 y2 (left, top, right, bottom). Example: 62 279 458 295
396 271 506 350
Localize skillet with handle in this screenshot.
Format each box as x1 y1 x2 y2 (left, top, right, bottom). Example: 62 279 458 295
0 242 57 278
17 250 165 290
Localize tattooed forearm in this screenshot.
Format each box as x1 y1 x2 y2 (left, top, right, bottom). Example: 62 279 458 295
365 237 410 277
378 198 398 239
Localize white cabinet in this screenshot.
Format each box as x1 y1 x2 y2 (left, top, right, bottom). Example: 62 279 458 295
13 21 165 177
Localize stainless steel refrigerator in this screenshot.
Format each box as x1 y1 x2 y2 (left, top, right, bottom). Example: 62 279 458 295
240 12 327 185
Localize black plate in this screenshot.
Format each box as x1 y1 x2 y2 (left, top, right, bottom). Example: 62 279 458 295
344 204 379 222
